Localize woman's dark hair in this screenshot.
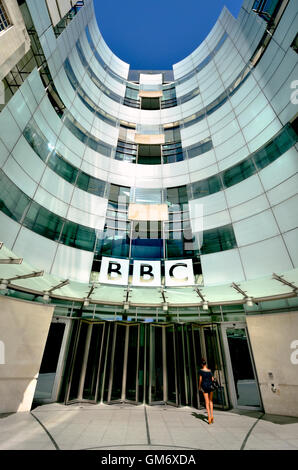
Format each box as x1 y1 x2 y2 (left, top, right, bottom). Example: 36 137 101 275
201 358 206 366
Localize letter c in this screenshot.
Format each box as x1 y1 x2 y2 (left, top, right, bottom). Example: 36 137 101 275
169 263 188 281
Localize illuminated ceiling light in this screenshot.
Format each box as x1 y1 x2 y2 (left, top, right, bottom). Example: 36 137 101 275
43 291 50 301
83 298 90 307
0 279 8 290
245 297 254 307
202 301 209 311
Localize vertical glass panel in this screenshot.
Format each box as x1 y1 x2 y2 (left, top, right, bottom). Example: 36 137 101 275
68 322 89 401
126 325 139 402
188 324 202 409
165 325 177 405
110 324 126 401
175 324 187 406
83 323 105 400
226 328 260 407
150 326 164 402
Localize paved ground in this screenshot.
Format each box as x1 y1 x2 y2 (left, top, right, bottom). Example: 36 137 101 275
0 403 298 450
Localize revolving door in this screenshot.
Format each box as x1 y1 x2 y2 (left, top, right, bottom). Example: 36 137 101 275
63 320 229 409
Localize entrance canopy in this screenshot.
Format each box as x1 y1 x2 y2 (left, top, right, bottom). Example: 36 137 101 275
0 243 297 309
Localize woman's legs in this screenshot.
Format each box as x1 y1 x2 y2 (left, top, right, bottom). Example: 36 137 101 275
203 392 211 422
209 392 214 421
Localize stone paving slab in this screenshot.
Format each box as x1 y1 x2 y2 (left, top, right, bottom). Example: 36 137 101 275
0 404 298 450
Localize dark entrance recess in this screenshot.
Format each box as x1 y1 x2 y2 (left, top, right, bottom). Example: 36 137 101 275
34 322 66 401
63 320 229 409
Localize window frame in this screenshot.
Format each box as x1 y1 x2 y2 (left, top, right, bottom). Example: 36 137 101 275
0 0 12 33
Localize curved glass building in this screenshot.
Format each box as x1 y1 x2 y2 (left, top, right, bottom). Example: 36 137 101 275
0 0 297 416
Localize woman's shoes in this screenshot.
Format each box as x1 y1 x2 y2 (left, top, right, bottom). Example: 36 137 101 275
211 417 214 423
208 418 212 424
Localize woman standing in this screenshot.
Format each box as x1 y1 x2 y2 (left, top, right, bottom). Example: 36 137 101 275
198 358 215 424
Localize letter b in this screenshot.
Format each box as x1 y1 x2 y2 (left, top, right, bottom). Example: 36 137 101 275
140 264 154 283
108 262 122 280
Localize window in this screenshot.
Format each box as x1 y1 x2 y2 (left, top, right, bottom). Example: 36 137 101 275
0 1 11 32
191 175 223 199
252 0 281 22
200 225 237 255
137 144 161 165
187 138 213 159
291 33 298 54
222 159 256 188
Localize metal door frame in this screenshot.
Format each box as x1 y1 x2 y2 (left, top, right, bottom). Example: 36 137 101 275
107 321 140 405
221 322 263 411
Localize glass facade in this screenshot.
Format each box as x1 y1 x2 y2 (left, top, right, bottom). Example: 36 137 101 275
0 0 296 304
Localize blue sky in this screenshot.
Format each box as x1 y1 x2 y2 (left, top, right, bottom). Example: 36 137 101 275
94 0 243 70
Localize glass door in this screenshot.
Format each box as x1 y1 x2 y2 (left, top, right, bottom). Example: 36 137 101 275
188 323 202 409
149 324 164 404
107 322 140 404
65 320 106 404
148 324 178 406
201 324 229 409
221 323 262 410
165 324 178 406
